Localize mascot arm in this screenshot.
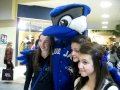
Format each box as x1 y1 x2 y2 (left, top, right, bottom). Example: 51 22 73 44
109 66 120 87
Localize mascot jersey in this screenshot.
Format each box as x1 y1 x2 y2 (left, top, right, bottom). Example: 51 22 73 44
42 4 91 90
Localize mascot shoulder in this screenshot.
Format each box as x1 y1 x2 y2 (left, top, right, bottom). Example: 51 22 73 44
108 66 120 87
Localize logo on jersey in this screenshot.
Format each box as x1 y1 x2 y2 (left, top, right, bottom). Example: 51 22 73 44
65 66 74 74
52 48 61 55
52 48 72 59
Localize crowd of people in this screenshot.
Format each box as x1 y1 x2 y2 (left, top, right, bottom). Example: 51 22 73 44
17 34 119 90
4 34 120 90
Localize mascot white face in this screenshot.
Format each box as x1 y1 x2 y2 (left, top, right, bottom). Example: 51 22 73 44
69 16 87 34
58 15 87 34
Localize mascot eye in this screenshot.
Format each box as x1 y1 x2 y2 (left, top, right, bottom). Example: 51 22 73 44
59 16 72 27
59 19 68 26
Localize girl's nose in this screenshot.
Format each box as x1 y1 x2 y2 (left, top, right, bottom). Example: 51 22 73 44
71 51 76 56
40 41 45 47
78 62 83 69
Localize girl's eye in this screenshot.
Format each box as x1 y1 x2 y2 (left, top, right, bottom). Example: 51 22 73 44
44 40 49 44
75 50 79 52
82 61 88 64
44 42 49 44
72 49 79 53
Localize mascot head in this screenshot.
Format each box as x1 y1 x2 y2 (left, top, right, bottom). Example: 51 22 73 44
42 3 91 40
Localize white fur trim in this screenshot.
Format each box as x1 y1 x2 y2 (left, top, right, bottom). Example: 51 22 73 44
69 16 87 34
74 77 80 87
107 86 119 90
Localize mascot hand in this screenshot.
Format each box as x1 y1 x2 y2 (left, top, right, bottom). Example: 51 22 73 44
16 49 34 65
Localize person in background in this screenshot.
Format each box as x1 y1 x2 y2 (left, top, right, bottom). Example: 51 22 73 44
74 42 119 90
25 41 32 50
109 45 120 67
24 34 54 90
4 42 14 69
116 46 120 60
32 35 41 50
24 41 32 75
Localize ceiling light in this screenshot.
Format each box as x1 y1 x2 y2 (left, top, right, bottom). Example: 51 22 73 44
102 21 109 24
102 26 108 29
100 1 112 8
18 20 28 30
113 36 116 38
101 14 110 18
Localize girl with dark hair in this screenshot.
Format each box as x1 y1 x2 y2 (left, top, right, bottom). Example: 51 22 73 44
24 34 54 90
74 42 119 90
71 35 91 80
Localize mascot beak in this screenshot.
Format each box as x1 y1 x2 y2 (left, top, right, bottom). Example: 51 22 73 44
42 25 78 39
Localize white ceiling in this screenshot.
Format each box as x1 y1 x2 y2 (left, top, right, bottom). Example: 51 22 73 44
18 0 120 30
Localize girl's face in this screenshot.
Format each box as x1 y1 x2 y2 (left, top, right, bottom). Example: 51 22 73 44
39 35 51 51
8 44 12 48
78 53 95 77
71 42 80 62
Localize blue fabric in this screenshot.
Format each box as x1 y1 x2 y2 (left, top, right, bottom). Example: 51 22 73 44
20 49 33 55
109 67 120 87
52 40 74 90
82 30 88 36
20 59 28 65
50 3 91 17
16 49 34 65
16 55 26 60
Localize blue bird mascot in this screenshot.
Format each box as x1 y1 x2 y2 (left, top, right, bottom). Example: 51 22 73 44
42 3 91 90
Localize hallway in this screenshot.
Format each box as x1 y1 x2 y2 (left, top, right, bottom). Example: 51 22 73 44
0 66 26 90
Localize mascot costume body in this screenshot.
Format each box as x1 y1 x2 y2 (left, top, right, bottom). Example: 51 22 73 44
17 3 120 90
42 4 91 90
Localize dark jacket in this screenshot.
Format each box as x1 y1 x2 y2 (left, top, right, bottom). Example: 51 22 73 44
24 51 53 90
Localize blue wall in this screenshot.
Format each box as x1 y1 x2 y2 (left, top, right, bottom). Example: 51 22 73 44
18 4 52 20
